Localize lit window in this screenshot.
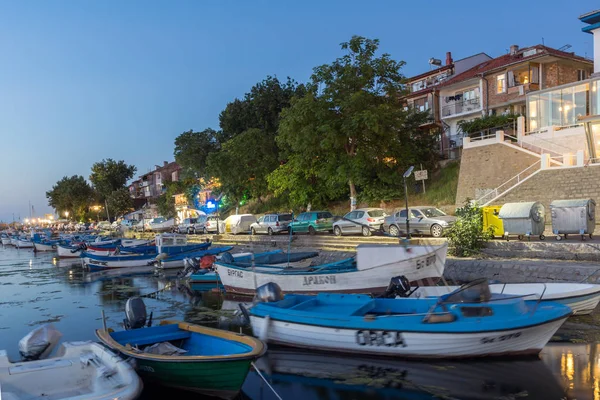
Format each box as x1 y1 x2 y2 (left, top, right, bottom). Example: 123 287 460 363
497 74 506 93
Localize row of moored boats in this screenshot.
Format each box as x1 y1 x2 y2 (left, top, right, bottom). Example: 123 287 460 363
1 228 599 399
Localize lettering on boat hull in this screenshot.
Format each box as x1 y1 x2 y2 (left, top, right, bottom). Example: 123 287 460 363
356 330 406 347
302 275 337 286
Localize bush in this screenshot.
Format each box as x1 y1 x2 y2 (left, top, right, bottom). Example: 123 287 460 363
446 201 493 257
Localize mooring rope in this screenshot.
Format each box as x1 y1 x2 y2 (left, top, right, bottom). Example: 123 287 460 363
251 361 283 400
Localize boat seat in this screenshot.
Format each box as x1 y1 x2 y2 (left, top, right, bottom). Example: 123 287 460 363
125 330 191 347
422 313 456 323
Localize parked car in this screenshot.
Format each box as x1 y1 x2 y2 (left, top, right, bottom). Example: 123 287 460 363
177 217 208 234
333 208 387 237
290 211 334 235
205 216 220 233
383 206 456 238
222 214 257 235
148 217 176 232
250 213 293 235
96 221 112 231
120 219 136 229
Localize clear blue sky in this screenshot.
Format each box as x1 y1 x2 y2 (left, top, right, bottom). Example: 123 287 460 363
0 0 597 222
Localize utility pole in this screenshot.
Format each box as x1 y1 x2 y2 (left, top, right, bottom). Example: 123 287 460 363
403 166 414 240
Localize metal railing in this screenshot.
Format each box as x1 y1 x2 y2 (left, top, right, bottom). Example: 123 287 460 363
442 98 481 117
503 134 563 160
474 160 542 205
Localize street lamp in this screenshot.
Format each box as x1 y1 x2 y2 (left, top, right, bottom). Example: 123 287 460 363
403 166 414 240
64 211 69 220
92 205 100 222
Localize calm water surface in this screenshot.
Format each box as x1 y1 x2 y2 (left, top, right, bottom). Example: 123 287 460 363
0 245 599 399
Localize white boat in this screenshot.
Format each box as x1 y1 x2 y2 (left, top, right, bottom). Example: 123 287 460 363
411 282 600 315
15 239 34 249
57 244 82 258
249 280 572 358
33 242 58 252
0 341 142 400
215 243 447 296
10 237 19 246
1 234 11 245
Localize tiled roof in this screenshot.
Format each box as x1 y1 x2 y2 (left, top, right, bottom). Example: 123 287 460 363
407 65 453 83
440 45 592 88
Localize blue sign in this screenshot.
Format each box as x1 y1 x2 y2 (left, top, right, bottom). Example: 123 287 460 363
206 200 216 209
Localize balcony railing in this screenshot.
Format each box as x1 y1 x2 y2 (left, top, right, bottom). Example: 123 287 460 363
442 98 481 117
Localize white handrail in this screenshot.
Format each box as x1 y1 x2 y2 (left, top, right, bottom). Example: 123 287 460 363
475 160 541 205
504 134 562 158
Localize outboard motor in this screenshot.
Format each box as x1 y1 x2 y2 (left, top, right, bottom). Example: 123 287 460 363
380 275 416 298
178 257 201 278
19 324 62 361
123 297 153 330
255 282 284 303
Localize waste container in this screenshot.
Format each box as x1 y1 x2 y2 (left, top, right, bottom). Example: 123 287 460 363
498 202 545 241
550 199 596 241
482 205 504 238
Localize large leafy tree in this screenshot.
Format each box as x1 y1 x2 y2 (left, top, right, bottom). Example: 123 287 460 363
207 76 306 202
106 188 134 219
89 159 137 220
271 36 437 206
174 128 220 179
46 175 95 220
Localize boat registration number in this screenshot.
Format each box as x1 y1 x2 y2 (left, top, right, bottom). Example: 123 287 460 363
480 332 522 344
356 330 406 347
415 255 436 269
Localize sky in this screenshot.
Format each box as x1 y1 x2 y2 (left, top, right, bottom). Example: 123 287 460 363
0 0 597 222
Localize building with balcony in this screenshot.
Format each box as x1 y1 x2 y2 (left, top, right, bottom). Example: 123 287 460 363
439 45 593 159
403 51 492 157
128 161 181 201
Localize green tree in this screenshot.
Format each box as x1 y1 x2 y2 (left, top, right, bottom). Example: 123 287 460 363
89 159 137 220
174 128 220 179
271 36 437 206
155 181 186 219
46 175 95 220
106 188 134 219
207 76 306 202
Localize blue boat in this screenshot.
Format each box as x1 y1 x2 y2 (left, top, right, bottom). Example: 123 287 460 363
248 280 572 358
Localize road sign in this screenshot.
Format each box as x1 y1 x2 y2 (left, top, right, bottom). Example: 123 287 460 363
414 170 428 181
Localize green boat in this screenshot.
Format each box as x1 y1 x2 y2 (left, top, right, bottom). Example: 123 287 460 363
96 320 266 399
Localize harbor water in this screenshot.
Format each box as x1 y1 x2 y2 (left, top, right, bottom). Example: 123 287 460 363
1 245 600 399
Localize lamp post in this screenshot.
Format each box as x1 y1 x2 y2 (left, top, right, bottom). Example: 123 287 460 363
64 211 69 220
403 166 414 240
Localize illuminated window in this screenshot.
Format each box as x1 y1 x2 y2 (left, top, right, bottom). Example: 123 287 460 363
497 74 506 93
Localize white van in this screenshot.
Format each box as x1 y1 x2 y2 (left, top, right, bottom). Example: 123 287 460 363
223 214 257 235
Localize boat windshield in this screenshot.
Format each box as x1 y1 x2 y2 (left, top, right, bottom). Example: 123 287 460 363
441 279 492 303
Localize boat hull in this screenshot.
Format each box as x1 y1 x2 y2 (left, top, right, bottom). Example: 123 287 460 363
57 245 82 258
216 244 447 295
33 242 57 252
249 314 567 358
412 283 600 315
133 357 252 399
15 240 34 248
1 238 12 245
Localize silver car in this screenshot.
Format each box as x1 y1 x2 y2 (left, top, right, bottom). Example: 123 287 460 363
383 206 456 238
333 208 387 237
250 213 293 235
177 217 208 234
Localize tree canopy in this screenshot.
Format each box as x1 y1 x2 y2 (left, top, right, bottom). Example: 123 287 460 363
270 36 438 206
174 128 220 179
45 175 95 221
89 159 137 220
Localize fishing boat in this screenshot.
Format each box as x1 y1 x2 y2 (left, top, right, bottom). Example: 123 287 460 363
1 233 12 245
215 243 447 296
186 250 319 283
83 243 216 270
248 280 572 358
96 298 266 399
15 238 34 249
0 326 142 400
411 282 600 315
156 246 234 269
57 243 84 258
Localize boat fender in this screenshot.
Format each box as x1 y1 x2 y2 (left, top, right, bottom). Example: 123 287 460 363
200 255 216 269
258 315 271 342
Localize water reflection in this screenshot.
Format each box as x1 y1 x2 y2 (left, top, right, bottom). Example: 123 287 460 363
245 347 567 400
542 343 600 400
